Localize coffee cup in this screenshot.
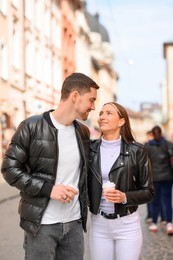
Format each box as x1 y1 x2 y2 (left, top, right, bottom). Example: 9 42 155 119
102 181 115 202
102 181 115 191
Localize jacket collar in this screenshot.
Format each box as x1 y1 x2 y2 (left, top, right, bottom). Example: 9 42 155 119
43 110 80 130
90 138 131 156
90 139 131 182
43 110 86 161
43 110 55 128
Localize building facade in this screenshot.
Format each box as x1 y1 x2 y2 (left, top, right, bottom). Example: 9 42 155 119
163 42 173 140
0 0 117 181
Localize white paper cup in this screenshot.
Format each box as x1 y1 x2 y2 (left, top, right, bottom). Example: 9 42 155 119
102 181 115 191
102 182 115 202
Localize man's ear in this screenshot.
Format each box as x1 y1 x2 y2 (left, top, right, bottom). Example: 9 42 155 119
70 91 79 103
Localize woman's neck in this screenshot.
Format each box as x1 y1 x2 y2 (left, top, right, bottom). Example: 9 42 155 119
102 133 120 141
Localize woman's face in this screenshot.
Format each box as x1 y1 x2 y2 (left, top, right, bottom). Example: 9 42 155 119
98 104 125 134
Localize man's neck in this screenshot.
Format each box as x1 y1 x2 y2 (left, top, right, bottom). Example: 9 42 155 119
51 102 75 126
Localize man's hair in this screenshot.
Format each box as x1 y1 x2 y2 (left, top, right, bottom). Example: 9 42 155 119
60 72 99 100
152 125 162 135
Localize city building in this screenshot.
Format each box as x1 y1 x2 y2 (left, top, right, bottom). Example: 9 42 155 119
163 42 173 140
0 0 117 182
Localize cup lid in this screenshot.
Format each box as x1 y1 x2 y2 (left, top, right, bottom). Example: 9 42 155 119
102 181 115 188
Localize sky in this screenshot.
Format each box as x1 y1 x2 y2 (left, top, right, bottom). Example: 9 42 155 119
87 0 173 111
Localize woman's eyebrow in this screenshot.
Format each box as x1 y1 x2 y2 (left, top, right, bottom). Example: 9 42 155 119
99 110 115 114
105 110 115 113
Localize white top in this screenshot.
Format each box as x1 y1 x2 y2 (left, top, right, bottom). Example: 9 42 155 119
41 113 81 224
100 137 121 213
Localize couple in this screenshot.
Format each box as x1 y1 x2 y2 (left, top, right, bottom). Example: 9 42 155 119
1 72 154 260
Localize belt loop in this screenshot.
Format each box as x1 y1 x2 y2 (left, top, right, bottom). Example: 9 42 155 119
127 209 131 215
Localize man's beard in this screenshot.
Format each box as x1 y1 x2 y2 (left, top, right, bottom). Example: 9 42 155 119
79 111 90 121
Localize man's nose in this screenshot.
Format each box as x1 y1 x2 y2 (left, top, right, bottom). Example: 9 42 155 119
91 103 95 110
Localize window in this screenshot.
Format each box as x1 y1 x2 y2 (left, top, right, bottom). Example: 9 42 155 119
11 16 21 70
25 34 34 76
0 40 8 80
44 47 51 85
0 0 8 16
24 0 34 21
11 0 19 9
44 8 50 38
53 57 62 90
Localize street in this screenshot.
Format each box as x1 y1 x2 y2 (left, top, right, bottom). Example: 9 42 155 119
0 196 91 260
0 195 173 260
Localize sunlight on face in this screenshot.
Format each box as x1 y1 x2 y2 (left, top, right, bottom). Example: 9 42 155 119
98 104 124 134
75 88 97 121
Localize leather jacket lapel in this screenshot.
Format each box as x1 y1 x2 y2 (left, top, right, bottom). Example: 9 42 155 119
110 142 130 171
90 139 102 184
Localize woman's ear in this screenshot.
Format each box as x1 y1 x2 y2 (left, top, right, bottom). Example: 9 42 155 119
119 118 125 127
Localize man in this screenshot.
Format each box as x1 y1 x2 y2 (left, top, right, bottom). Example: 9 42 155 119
145 125 173 235
145 130 166 224
1 72 99 259
145 130 154 223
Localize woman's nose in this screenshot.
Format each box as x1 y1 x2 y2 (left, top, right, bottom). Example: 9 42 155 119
99 113 106 119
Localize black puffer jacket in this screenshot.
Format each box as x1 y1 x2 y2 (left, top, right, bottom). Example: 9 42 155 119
88 139 154 216
1 111 90 236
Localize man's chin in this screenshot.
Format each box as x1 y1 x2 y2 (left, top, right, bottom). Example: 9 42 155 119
80 116 87 121
78 113 89 121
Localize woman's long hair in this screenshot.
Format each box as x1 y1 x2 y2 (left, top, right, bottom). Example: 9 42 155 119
103 102 135 143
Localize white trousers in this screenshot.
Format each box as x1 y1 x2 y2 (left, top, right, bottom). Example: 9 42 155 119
90 211 142 260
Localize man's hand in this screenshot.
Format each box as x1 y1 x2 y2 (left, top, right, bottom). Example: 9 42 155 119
50 184 79 204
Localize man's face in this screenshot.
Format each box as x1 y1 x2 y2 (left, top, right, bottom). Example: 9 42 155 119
153 130 162 141
75 88 97 121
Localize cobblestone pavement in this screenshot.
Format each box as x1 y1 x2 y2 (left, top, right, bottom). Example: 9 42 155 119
139 205 173 260
0 184 173 260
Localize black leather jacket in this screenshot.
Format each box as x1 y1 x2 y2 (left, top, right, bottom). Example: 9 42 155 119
88 139 154 216
1 111 90 236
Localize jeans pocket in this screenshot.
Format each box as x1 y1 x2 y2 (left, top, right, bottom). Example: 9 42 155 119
120 211 140 224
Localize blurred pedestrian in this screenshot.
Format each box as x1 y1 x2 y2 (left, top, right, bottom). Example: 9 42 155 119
1 72 99 260
88 102 154 260
145 130 153 223
145 130 165 224
145 125 173 235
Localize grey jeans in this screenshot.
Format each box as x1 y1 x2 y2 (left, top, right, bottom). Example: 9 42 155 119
23 219 84 260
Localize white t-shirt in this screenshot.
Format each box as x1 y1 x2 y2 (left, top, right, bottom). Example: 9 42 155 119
41 113 81 224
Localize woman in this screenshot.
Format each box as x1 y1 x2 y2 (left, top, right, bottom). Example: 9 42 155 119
88 102 154 260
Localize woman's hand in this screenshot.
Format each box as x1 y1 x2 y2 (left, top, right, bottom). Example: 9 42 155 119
103 189 126 204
